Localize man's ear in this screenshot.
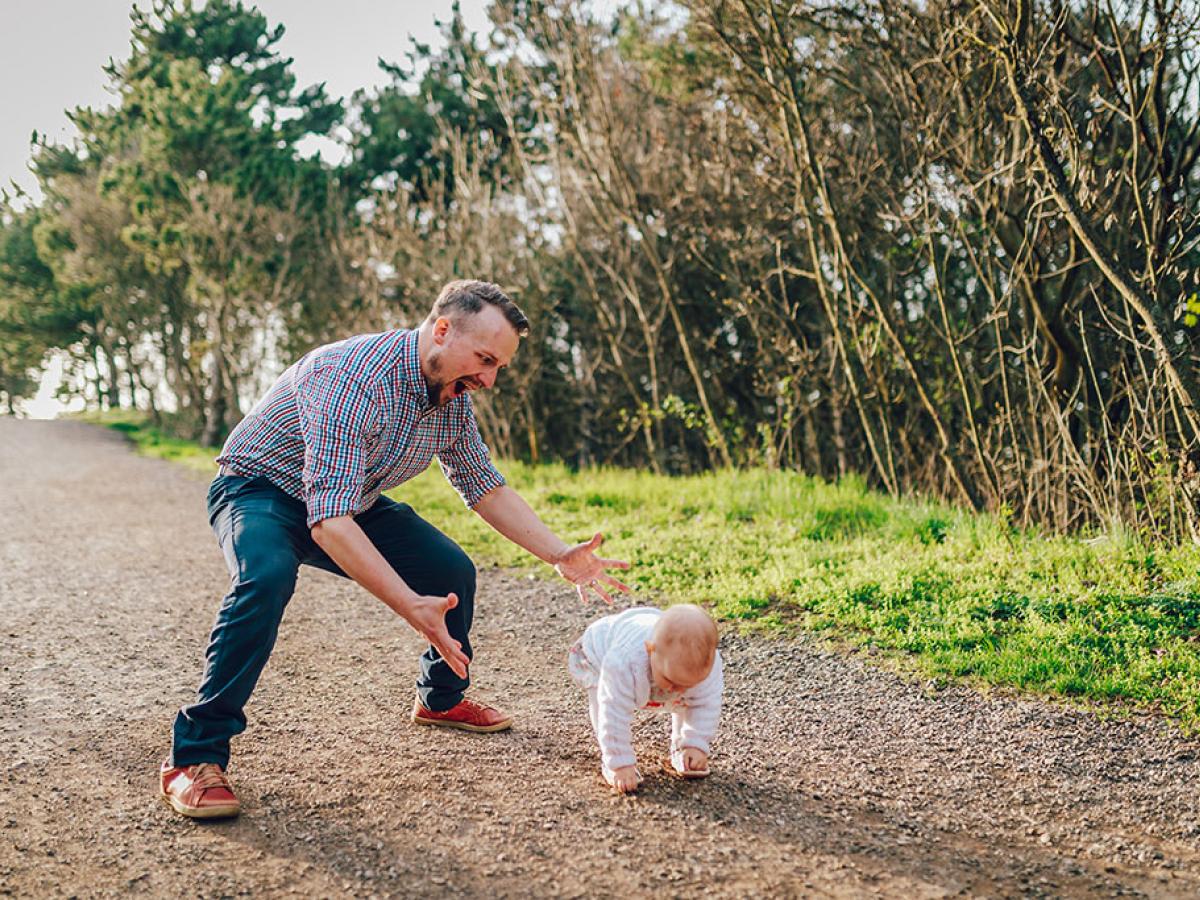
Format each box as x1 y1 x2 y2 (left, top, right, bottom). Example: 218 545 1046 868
433 316 452 343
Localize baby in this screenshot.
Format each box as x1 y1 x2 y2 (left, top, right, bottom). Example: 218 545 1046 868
568 604 723 793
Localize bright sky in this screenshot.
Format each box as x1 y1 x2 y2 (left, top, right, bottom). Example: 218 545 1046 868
3 0 627 417
0 0 493 204
2 0 491 417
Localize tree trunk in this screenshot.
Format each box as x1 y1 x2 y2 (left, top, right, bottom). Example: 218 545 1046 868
1002 55 1200 447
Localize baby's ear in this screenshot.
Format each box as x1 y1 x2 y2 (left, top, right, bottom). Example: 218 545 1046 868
644 640 655 654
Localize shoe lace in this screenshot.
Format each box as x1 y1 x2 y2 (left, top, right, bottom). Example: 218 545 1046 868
452 698 496 722
190 763 231 793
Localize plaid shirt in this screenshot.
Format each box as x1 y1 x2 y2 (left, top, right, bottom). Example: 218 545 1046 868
217 328 506 527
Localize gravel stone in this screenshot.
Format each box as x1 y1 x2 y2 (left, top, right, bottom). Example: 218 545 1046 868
3 418 1200 897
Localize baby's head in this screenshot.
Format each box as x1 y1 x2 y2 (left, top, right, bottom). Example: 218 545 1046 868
645 604 719 692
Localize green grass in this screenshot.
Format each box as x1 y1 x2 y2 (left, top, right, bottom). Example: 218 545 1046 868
84 411 1200 729
86 410 221 475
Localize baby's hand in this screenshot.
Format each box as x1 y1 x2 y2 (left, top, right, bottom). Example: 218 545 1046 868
610 765 642 794
666 747 711 779
681 748 709 773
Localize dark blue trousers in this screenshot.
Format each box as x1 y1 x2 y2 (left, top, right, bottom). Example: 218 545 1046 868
171 474 476 768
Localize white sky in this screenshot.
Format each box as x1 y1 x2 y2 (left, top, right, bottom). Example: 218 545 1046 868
3 0 627 418
0 0 493 204
3 0 490 417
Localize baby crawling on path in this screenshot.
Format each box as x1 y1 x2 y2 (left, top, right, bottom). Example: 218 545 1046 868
569 604 723 793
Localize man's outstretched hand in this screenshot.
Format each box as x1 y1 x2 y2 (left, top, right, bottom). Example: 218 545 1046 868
405 591 470 678
553 532 631 605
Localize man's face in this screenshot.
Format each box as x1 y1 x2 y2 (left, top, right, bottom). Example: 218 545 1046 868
424 304 521 407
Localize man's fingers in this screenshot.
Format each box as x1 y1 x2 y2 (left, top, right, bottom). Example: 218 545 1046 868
593 583 615 605
437 636 468 678
428 631 461 654
425 619 467 678
575 583 587 604
600 573 631 593
444 592 459 611
597 556 631 571
587 532 604 550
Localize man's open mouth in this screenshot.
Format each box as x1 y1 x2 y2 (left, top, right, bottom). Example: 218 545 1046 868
454 379 479 397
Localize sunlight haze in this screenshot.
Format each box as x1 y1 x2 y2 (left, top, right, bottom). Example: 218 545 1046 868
3 0 491 417
1 0 492 205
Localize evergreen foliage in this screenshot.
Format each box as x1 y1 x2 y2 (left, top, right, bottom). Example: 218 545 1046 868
4 0 1200 541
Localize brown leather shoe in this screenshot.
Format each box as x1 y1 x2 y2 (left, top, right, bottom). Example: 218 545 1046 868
159 760 241 819
411 697 513 733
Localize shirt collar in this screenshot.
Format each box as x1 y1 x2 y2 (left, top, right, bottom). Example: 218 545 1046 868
398 328 432 410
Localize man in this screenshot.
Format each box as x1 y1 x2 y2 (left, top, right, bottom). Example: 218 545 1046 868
160 280 630 819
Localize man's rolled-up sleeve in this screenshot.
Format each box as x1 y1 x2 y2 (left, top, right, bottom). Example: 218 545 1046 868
294 366 376 527
437 400 506 508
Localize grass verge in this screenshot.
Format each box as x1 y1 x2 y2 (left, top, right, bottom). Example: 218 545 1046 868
83 410 1200 729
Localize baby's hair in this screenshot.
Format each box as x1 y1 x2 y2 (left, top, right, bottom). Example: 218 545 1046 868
653 604 719 677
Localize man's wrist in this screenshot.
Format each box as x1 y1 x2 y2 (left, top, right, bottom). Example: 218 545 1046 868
388 588 419 617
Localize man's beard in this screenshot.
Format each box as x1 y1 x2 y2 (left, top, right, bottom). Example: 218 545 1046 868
424 351 480 406
424 352 459 407
425 353 447 407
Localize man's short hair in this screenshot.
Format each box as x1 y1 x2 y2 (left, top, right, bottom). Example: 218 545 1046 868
432 280 530 337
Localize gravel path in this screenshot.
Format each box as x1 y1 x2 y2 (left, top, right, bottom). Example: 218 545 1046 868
3 417 1200 898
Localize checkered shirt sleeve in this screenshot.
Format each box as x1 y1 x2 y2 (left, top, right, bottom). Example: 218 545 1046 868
437 400 506 508
294 365 378 527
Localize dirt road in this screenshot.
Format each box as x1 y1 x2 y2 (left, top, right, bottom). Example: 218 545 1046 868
3 417 1200 898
